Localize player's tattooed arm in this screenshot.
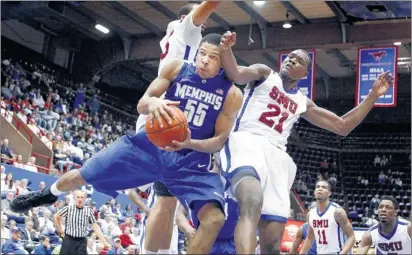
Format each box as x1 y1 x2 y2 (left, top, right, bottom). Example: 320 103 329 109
302 71 394 136
290 225 304 254
137 58 183 127
128 188 151 217
175 202 196 242
220 31 271 84
299 225 315 255
186 85 243 153
334 208 355 255
356 231 373 255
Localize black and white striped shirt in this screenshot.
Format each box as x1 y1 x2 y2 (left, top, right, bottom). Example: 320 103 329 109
57 204 96 238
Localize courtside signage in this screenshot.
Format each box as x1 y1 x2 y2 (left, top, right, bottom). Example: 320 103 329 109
356 46 398 107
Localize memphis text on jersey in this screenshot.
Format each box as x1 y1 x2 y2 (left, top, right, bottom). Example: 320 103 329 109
175 82 223 110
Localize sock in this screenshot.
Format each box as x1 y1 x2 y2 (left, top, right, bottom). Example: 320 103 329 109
158 249 170 254
50 182 64 196
142 247 157 254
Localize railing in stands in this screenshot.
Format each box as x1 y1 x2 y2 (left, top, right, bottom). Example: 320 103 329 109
1 105 33 144
1 156 52 175
1 100 54 150
292 188 306 213
31 153 51 172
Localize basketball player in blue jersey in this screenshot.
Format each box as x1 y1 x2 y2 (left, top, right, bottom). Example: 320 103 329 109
356 196 411 255
10 33 244 254
176 192 239 255
290 208 317 254
135 2 223 254
218 31 394 254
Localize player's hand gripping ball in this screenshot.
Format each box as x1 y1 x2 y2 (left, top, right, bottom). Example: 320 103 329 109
146 105 189 148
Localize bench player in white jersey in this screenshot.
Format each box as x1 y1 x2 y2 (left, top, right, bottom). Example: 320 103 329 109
300 180 355 254
356 196 411 255
133 2 222 254
217 31 394 254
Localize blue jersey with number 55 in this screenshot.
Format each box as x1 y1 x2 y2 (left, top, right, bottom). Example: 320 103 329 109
164 62 232 140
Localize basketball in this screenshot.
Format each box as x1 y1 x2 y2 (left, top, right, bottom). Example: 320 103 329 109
145 105 189 148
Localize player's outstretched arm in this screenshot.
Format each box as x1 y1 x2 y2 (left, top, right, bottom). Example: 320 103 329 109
220 31 271 84
334 208 355 255
192 1 222 26
302 71 394 136
188 85 243 153
290 225 304 254
137 58 183 127
408 222 411 238
128 188 151 217
175 202 196 242
355 231 372 254
299 225 315 255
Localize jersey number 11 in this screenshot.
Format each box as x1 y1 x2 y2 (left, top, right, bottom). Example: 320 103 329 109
317 229 328 245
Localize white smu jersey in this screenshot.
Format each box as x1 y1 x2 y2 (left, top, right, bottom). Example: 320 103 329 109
370 219 411 255
309 202 346 254
158 11 202 75
136 11 202 131
234 71 307 151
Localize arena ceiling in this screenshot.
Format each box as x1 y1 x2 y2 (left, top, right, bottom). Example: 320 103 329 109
2 1 411 90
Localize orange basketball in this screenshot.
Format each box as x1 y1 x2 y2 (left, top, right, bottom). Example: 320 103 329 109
145 105 188 148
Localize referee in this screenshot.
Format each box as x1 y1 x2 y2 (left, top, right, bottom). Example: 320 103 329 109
54 190 110 254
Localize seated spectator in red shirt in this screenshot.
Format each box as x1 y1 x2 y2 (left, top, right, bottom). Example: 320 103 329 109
119 217 132 233
119 227 135 248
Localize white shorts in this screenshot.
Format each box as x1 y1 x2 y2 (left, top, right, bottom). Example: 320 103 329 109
219 131 297 222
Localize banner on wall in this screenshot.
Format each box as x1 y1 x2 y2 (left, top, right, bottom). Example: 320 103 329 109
278 51 316 100
356 46 398 107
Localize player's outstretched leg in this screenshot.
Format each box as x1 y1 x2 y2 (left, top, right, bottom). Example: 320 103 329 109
10 169 85 213
258 221 285 254
187 202 225 253
143 196 177 253
234 178 263 254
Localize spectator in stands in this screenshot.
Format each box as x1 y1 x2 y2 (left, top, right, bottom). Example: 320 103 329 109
120 227 135 248
1 165 5 181
1 173 16 196
38 181 46 190
1 214 10 250
395 178 402 188
87 237 98 254
82 184 94 198
329 173 337 186
32 90 45 108
39 209 55 236
1 138 13 159
13 155 25 169
32 235 51 255
24 156 38 172
1 82 13 100
370 194 380 209
348 206 360 220
365 214 378 227
123 204 134 218
361 177 369 186
107 237 124 255
17 179 29 195
1 228 29 254
373 154 381 167
20 220 39 244
378 171 386 184
87 94 101 116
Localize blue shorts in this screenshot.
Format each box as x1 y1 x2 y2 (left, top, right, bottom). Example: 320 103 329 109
210 238 235 255
80 131 224 211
